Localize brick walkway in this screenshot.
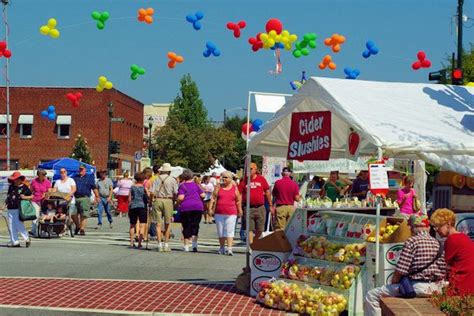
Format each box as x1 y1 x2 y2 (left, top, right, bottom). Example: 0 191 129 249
0 277 284 315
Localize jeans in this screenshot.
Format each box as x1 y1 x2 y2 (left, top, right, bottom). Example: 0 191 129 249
97 197 113 225
364 281 443 316
7 209 29 244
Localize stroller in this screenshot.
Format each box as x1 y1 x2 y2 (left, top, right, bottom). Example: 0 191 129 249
36 192 75 238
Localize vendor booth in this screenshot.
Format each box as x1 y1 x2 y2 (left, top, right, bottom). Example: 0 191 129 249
247 78 474 315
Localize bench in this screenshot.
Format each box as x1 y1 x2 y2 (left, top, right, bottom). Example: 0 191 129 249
380 297 444 316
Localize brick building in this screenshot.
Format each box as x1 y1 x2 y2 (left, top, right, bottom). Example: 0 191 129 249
0 87 144 173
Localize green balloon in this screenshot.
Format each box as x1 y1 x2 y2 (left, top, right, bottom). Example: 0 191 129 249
302 48 310 56
131 64 139 72
293 50 302 58
97 22 105 30
101 12 110 22
309 41 317 49
91 11 101 20
137 68 146 75
131 73 138 80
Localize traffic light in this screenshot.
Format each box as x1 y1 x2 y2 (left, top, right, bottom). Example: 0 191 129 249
428 69 446 82
109 141 121 154
451 68 463 85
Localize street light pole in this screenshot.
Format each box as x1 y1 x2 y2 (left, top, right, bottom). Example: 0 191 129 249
107 102 113 177
148 116 154 163
2 0 10 170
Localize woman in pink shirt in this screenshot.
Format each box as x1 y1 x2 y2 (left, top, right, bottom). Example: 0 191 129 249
30 169 52 236
396 175 418 217
210 171 242 256
116 172 133 217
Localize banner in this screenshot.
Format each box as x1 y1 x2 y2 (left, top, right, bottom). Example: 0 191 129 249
287 111 331 161
262 156 287 186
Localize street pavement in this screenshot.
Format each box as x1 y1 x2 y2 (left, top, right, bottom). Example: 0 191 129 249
0 213 247 282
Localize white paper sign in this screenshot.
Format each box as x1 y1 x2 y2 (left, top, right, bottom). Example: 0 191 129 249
369 163 389 192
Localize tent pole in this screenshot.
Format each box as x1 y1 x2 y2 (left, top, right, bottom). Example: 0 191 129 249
245 92 252 270
375 147 383 286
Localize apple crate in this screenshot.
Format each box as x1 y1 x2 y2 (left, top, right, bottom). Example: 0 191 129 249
366 242 404 271
366 264 395 288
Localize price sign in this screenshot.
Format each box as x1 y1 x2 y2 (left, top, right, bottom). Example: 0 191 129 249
369 162 389 196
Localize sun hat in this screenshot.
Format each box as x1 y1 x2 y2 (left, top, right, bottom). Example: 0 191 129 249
159 163 172 172
408 213 430 228
8 171 25 183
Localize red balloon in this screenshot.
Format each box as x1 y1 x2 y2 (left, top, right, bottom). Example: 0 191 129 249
0 41 6 50
421 59 431 68
3 50 11 58
265 18 283 34
241 123 254 135
417 51 426 61
412 62 421 70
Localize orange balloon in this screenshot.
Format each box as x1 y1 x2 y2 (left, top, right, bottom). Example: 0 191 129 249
168 52 177 59
146 8 154 15
318 63 325 70
138 8 147 16
328 62 337 70
168 61 175 69
145 16 153 24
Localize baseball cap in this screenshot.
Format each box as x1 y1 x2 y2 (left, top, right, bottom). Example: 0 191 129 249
78 164 86 170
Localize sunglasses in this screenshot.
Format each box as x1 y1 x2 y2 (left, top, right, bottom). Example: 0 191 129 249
222 176 229 179
60 171 67 173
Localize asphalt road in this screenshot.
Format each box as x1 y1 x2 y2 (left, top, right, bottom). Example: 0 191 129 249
0 213 247 283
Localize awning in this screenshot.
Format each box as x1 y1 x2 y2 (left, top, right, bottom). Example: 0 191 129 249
0 114 12 124
18 114 34 124
56 115 71 125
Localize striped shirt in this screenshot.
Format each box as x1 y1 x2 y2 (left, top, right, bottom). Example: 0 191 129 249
396 231 447 281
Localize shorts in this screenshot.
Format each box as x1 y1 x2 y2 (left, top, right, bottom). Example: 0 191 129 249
215 214 237 238
129 208 147 225
74 197 90 218
152 199 174 225
248 205 265 232
275 205 295 230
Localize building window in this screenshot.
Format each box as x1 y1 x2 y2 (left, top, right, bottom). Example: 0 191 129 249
0 114 12 139
20 124 33 138
56 115 72 139
0 123 6 138
58 125 70 139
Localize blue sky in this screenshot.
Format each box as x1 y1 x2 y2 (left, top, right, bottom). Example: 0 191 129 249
5 0 474 121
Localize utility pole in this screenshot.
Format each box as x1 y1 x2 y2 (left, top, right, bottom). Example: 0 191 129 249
2 0 10 170
457 0 464 69
107 102 113 177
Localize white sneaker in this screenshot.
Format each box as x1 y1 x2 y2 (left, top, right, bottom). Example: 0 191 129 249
157 243 164 252
227 249 234 256
163 243 171 252
183 245 190 252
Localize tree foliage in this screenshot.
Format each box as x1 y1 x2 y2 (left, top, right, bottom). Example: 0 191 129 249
441 43 474 84
70 134 93 164
153 74 237 173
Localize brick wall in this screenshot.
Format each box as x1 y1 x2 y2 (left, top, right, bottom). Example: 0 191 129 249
0 87 144 170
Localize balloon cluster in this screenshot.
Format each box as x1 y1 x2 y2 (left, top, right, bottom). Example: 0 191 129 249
412 51 431 70
130 64 146 80
40 18 60 39
203 42 221 57
319 55 336 70
324 34 345 53
248 33 263 52
293 33 317 58
96 76 113 92
91 11 110 30
290 71 307 91
186 11 204 30
362 40 379 58
137 8 154 24
241 119 263 140
344 67 360 79
249 19 297 52
226 21 246 38
0 42 12 59
66 92 82 108
41 105 56 121
167 52 184 68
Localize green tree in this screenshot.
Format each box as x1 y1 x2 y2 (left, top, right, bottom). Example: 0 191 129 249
167 74 210 129
70 134 93 164
153 75 237 172
441 43 474 84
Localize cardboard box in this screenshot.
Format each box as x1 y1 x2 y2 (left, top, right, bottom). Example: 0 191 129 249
367 217 411 244
250 230 292 297
250 250 290 296
250 229 292 252
366 242 405 270
366 265 396 288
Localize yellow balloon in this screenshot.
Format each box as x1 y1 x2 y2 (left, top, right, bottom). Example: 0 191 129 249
260 33 268 41
98 76 107 84
104 81 113 89
47 18 57 28
269 30 277 37
96 85 104 92
281 30 290 37
40 26 50 35
49 29 60 38
290 34 298 42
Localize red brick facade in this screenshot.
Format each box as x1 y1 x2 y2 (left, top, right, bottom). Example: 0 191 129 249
0 87 144 172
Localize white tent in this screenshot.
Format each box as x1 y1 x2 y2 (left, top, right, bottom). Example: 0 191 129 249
204 160 228 176
249 77 474 176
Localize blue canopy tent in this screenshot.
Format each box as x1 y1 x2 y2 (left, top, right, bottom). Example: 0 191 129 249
38 158 96 181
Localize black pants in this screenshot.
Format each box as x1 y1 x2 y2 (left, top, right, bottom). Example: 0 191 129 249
180 211 202 239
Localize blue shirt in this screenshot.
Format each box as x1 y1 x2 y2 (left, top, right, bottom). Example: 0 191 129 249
73 174 96 197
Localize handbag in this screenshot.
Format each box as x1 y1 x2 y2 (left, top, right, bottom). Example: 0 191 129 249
412 195 422 213
399 239 443 298
19 200 37 221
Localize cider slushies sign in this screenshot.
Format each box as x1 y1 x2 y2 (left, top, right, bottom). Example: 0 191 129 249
287 111 331 161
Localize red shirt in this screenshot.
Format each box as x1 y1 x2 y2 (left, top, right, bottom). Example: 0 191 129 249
444 233 474 295
238 175 269 207
215 186 238 215
272 176 299 205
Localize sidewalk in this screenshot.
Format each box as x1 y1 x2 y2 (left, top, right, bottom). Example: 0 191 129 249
0 277 283 316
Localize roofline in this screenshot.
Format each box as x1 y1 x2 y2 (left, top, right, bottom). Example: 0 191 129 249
0 86 145 106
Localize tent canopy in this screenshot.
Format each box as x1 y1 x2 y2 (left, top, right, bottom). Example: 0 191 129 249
249 77 474 176
205 160 228 176
38 158 96 180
